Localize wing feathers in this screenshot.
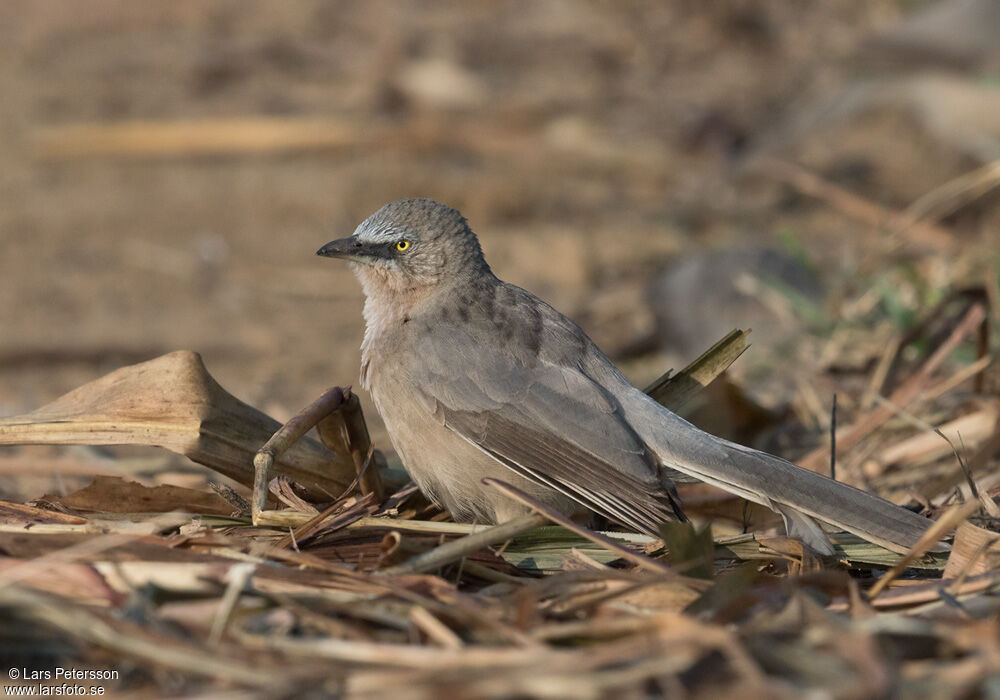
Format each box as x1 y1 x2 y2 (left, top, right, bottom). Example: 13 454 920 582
445 407 682 535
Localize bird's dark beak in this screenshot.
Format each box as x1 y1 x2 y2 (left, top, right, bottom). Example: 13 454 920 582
316 237 368 261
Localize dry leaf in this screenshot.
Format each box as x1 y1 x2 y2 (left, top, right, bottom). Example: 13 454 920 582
44 476 234 516
0 559 121 606
943 521 1000 579
0 351 355 501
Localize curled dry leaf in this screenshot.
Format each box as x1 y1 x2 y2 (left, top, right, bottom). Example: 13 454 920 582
0 351 356 501
944 522 1000 579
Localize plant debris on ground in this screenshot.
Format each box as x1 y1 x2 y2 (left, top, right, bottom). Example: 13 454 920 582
1 286 998 698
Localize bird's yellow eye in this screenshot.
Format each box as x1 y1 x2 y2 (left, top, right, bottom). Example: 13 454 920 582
396 240 410 252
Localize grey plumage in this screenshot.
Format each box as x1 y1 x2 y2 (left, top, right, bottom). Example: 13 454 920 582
317 198 936 555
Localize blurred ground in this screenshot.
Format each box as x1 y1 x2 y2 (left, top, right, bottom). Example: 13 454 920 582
0 0 998 480
2 4 1000 697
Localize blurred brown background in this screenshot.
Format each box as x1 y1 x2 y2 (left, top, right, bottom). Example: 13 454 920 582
1 0 998 478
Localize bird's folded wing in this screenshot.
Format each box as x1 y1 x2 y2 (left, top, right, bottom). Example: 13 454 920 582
441 406 683 534
410 324 681 535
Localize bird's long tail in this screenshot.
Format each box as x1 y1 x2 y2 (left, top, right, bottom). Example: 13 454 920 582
619 387 939 555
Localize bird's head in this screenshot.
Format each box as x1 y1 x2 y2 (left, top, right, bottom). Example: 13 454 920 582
317 199 490 296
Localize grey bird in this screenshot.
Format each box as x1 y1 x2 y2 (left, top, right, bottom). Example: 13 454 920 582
317 198 935 555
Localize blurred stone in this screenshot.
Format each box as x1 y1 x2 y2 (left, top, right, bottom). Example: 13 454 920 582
647 247 823 361
642 247 826 440
864 0 1000 72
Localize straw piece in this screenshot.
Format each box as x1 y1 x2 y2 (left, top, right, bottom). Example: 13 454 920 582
868 500 980 599
644 329 749 411
381 512 548 575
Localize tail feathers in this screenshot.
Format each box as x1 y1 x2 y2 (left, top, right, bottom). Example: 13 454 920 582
718 439 938 554
622 388 939 555
775 504 836 556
